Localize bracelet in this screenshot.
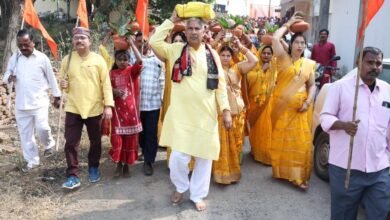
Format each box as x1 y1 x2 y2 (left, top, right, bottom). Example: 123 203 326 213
282 23 290 31
304 100 311 105
240 46 248 55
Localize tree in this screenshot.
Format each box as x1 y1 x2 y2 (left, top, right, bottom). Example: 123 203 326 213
1 0 23 75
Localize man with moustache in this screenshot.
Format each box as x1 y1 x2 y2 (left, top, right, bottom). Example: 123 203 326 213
150 9 232 211
60 27 114 189
311 29 337 87
2 29 61 172
320 47 390 220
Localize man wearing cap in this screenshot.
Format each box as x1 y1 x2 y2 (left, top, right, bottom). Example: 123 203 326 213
60 27 114 189
149 9 232 211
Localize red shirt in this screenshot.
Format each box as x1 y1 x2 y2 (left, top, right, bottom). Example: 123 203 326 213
311 41 336 67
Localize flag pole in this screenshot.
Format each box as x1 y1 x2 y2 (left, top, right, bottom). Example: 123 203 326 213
345 0 368 189
75 16 80 28
141 0 147 55
55 16 79 151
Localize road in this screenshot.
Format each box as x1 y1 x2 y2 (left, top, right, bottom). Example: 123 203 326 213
58 138 365 220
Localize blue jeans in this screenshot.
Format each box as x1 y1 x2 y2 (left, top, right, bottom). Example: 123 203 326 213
329 164 390 220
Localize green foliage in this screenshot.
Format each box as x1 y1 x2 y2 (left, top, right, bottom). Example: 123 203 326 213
217 17 229 29
216 14 244 30
264 23 279 33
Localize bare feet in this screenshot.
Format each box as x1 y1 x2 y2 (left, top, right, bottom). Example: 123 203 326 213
292 180 309 190
194 200 207 211
298 183 309 190
114 163 123 178
170 191 183 205
122 164 131 178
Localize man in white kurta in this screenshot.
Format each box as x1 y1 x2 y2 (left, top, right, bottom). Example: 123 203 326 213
2 30 61 171
149 10 232 211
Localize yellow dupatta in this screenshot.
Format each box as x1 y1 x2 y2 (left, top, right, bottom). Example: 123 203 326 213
271 56 315 127
246 48 277 127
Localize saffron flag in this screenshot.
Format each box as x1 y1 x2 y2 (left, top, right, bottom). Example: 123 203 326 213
77 0 89 28
23 0 58 60
358 0 384 43
135 0 149 37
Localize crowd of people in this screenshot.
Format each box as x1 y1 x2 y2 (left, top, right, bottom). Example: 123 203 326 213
2 6 389 219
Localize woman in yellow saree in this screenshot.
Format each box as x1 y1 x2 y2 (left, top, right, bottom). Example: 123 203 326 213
270 14 316 189
212 39 258 184
247 46 276 165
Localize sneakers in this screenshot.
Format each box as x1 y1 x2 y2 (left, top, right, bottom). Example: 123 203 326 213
143 162 153 176
88 167 101 183
43 147 55 158
62 176 81 189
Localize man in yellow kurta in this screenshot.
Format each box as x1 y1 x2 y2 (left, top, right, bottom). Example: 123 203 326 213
149 10 232 211
59 27 114 190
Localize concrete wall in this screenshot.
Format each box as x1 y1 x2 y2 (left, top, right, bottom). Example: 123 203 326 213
34 0 78 18
329 0 390 73
280 0 313 42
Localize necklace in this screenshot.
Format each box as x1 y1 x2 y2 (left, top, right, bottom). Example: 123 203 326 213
293 58 303 82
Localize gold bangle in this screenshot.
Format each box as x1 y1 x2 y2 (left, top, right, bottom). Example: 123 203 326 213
240 46 248 54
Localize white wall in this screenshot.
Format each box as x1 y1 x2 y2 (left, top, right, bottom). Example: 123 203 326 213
329 0 390 73
34 0 78 18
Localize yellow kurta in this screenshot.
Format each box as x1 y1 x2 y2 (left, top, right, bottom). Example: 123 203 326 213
270 57 315 185
150 20 230 160
60 51 114 119
213 64 246 184
247 59 277 165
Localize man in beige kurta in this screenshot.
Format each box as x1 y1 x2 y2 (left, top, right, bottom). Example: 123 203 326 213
149 10 232 211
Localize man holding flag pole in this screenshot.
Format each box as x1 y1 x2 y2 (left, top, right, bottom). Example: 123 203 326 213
320 0 389 219
58 0 114 190
2 0 61 172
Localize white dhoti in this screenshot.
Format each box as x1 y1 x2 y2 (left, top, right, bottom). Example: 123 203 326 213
169 150 212 203
15 107 55 168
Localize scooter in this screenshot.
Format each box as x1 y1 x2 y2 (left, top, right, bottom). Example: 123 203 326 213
315 56 341 89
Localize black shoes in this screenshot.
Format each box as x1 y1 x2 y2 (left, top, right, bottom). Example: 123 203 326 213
143 162 153 176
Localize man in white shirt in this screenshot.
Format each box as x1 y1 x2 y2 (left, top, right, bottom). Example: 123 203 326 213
2 29 61 172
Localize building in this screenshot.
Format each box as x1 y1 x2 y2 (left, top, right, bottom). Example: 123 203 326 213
327 0 390 72
215 0 281 17
34 0 78 19
281 0 389 73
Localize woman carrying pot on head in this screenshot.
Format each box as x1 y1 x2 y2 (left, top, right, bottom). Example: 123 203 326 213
247 45 277 165
269 13 316 190
212 37 258 184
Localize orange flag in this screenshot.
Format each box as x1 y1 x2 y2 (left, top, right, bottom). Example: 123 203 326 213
358 0 384 43
23 0 58 60
77 0 89 28
135 0 149 38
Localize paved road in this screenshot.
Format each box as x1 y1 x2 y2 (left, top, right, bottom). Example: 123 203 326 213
59 138 365 220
